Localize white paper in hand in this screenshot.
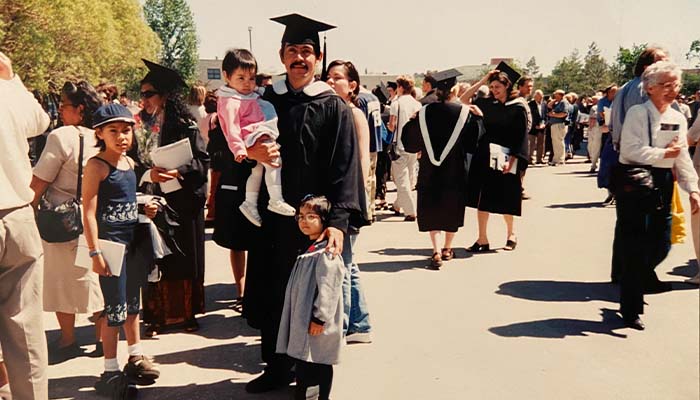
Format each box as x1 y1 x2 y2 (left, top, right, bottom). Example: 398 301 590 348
604 106 611 126
75 235 126 277
150 138 193 193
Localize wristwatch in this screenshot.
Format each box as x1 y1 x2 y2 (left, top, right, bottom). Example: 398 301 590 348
89 249 103 258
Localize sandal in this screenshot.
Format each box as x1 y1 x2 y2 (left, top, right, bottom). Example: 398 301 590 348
466 241 490 253
441 248 455 261
429 252 442 270
504 238 517 251
184 318 199 333
231 297 244 313
144 324 161 338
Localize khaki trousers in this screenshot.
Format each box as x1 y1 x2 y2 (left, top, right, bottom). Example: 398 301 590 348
0 205 48 400
367 153 378 220
588 125 603 168
528 131 545 163
390 150 417 216
550 123 567 164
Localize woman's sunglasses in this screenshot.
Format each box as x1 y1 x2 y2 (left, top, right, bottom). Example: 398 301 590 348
140 90 160 99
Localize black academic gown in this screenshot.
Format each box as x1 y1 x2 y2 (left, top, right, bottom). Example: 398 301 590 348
466 97 529 216
131 104 210 282
244 79 367 368
403 102 477 232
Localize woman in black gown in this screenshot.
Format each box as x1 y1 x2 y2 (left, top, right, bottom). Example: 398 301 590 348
459 68 529 252
403 69 480 269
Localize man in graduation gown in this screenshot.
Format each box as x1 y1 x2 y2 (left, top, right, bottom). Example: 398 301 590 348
242 13 367 393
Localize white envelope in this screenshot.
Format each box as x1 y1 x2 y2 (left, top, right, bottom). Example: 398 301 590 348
75 235 126 277
652 130 680 169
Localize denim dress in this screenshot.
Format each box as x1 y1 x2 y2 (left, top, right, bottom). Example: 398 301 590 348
94 157 139 326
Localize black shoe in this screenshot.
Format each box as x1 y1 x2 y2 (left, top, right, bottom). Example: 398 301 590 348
504 239 517 251
48 341 83 365
644 281 673 294
245 371 294 393
95 371 138 399
404 215 416 222
602 194 615 206
124 355 160 385
623 316 645 331
466 241 490 252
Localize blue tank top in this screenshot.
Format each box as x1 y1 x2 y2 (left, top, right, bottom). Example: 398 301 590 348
94 156 138 244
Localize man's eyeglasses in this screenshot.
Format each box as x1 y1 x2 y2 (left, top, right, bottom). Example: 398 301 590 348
294 214 320 223
140 90 160 99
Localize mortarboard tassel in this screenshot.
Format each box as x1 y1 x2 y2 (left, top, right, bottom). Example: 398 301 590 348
321 33 328 81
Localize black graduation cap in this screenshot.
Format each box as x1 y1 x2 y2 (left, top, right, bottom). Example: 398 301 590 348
271 13 335 51
142 59 187 93
375 82 390 104
494 61 521 85
387 81 397 90
431 68 462 92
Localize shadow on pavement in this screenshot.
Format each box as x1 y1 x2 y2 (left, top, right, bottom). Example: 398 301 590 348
668 259 699 279
180 313 258 341
489 308 628 339
546 201 604 209
360 259 432 273
139 379 292 400
49 374 100 399
496 280 619 303
204 283 242 314
154 342 263 375
370 247 435 257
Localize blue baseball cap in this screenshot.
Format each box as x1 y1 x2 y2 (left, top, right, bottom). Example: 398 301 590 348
92 103 136 129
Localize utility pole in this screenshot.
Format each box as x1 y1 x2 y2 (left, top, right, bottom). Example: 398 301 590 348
248 26 253 52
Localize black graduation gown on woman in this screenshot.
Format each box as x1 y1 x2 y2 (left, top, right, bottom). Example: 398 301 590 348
402 102 477 232
244 80 367 366
466 97 529 216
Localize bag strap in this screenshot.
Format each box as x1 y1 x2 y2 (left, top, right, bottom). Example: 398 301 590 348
393 100 400 143
646 106 653 147
76 128 84 204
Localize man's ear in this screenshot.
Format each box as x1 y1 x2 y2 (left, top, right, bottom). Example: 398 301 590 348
279 46 285 63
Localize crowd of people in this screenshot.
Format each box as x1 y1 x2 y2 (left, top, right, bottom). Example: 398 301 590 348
0 12 699 399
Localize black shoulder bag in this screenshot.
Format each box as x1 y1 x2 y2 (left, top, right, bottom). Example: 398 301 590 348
387 101 401 161
36 129 85 242
611 110 656 199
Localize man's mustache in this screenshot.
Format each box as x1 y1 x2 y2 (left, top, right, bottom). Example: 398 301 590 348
290 62 307 69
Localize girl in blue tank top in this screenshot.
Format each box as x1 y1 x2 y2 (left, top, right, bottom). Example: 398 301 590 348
82 104 161 396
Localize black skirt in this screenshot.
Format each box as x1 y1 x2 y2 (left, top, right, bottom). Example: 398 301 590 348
466 142 523 216
417 189 465 232
211 159 259 251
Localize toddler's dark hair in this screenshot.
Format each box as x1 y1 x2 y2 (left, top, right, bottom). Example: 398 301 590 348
298 195 332 227
222 48 257 76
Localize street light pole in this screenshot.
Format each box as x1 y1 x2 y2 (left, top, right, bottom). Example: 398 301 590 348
248 26 253 52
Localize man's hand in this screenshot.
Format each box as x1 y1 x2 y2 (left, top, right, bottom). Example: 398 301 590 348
247 137 280 167
150 167 179 183
316 226 344 257
0 52 13 80
690 192 700 214
308 321 324 336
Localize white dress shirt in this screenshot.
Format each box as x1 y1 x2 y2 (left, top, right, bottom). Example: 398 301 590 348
619 100 699 194
0 75 50 209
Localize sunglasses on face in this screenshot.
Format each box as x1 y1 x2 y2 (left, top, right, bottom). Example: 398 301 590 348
140 90 160 99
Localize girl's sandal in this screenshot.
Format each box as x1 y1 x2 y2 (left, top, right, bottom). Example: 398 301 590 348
429 252 443 270
441 248 455 261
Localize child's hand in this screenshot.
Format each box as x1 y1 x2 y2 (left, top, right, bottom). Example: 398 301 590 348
308 321 324 336
92 254 111 277
235 154 247 163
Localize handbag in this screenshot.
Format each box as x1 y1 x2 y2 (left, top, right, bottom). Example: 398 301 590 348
36 129 84 242
670 181 686 244
611 110 656 198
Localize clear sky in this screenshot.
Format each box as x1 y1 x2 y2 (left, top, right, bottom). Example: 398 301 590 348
187 0 700 76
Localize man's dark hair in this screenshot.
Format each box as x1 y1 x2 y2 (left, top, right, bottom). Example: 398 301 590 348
222 48 257 76
517 76 533 88
298 195 332 227
423 75 437 90
255 73 272 87
634 46 666 77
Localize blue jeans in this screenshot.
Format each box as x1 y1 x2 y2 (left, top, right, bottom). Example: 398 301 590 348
341 233 371 335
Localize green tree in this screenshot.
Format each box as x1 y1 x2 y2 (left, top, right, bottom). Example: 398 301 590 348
686 40 700 68
0 0 159 92
610 43 646 85
682 72 700 96
545 49 584 94
522 56 541 78
581 42 611 94
143 0 199 84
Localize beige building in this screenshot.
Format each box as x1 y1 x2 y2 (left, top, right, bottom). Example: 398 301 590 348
196 59 225 90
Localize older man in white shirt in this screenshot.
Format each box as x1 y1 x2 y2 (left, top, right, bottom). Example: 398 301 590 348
0 52 50 399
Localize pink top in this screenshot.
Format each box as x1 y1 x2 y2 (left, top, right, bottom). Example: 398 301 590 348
216 86 279 158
